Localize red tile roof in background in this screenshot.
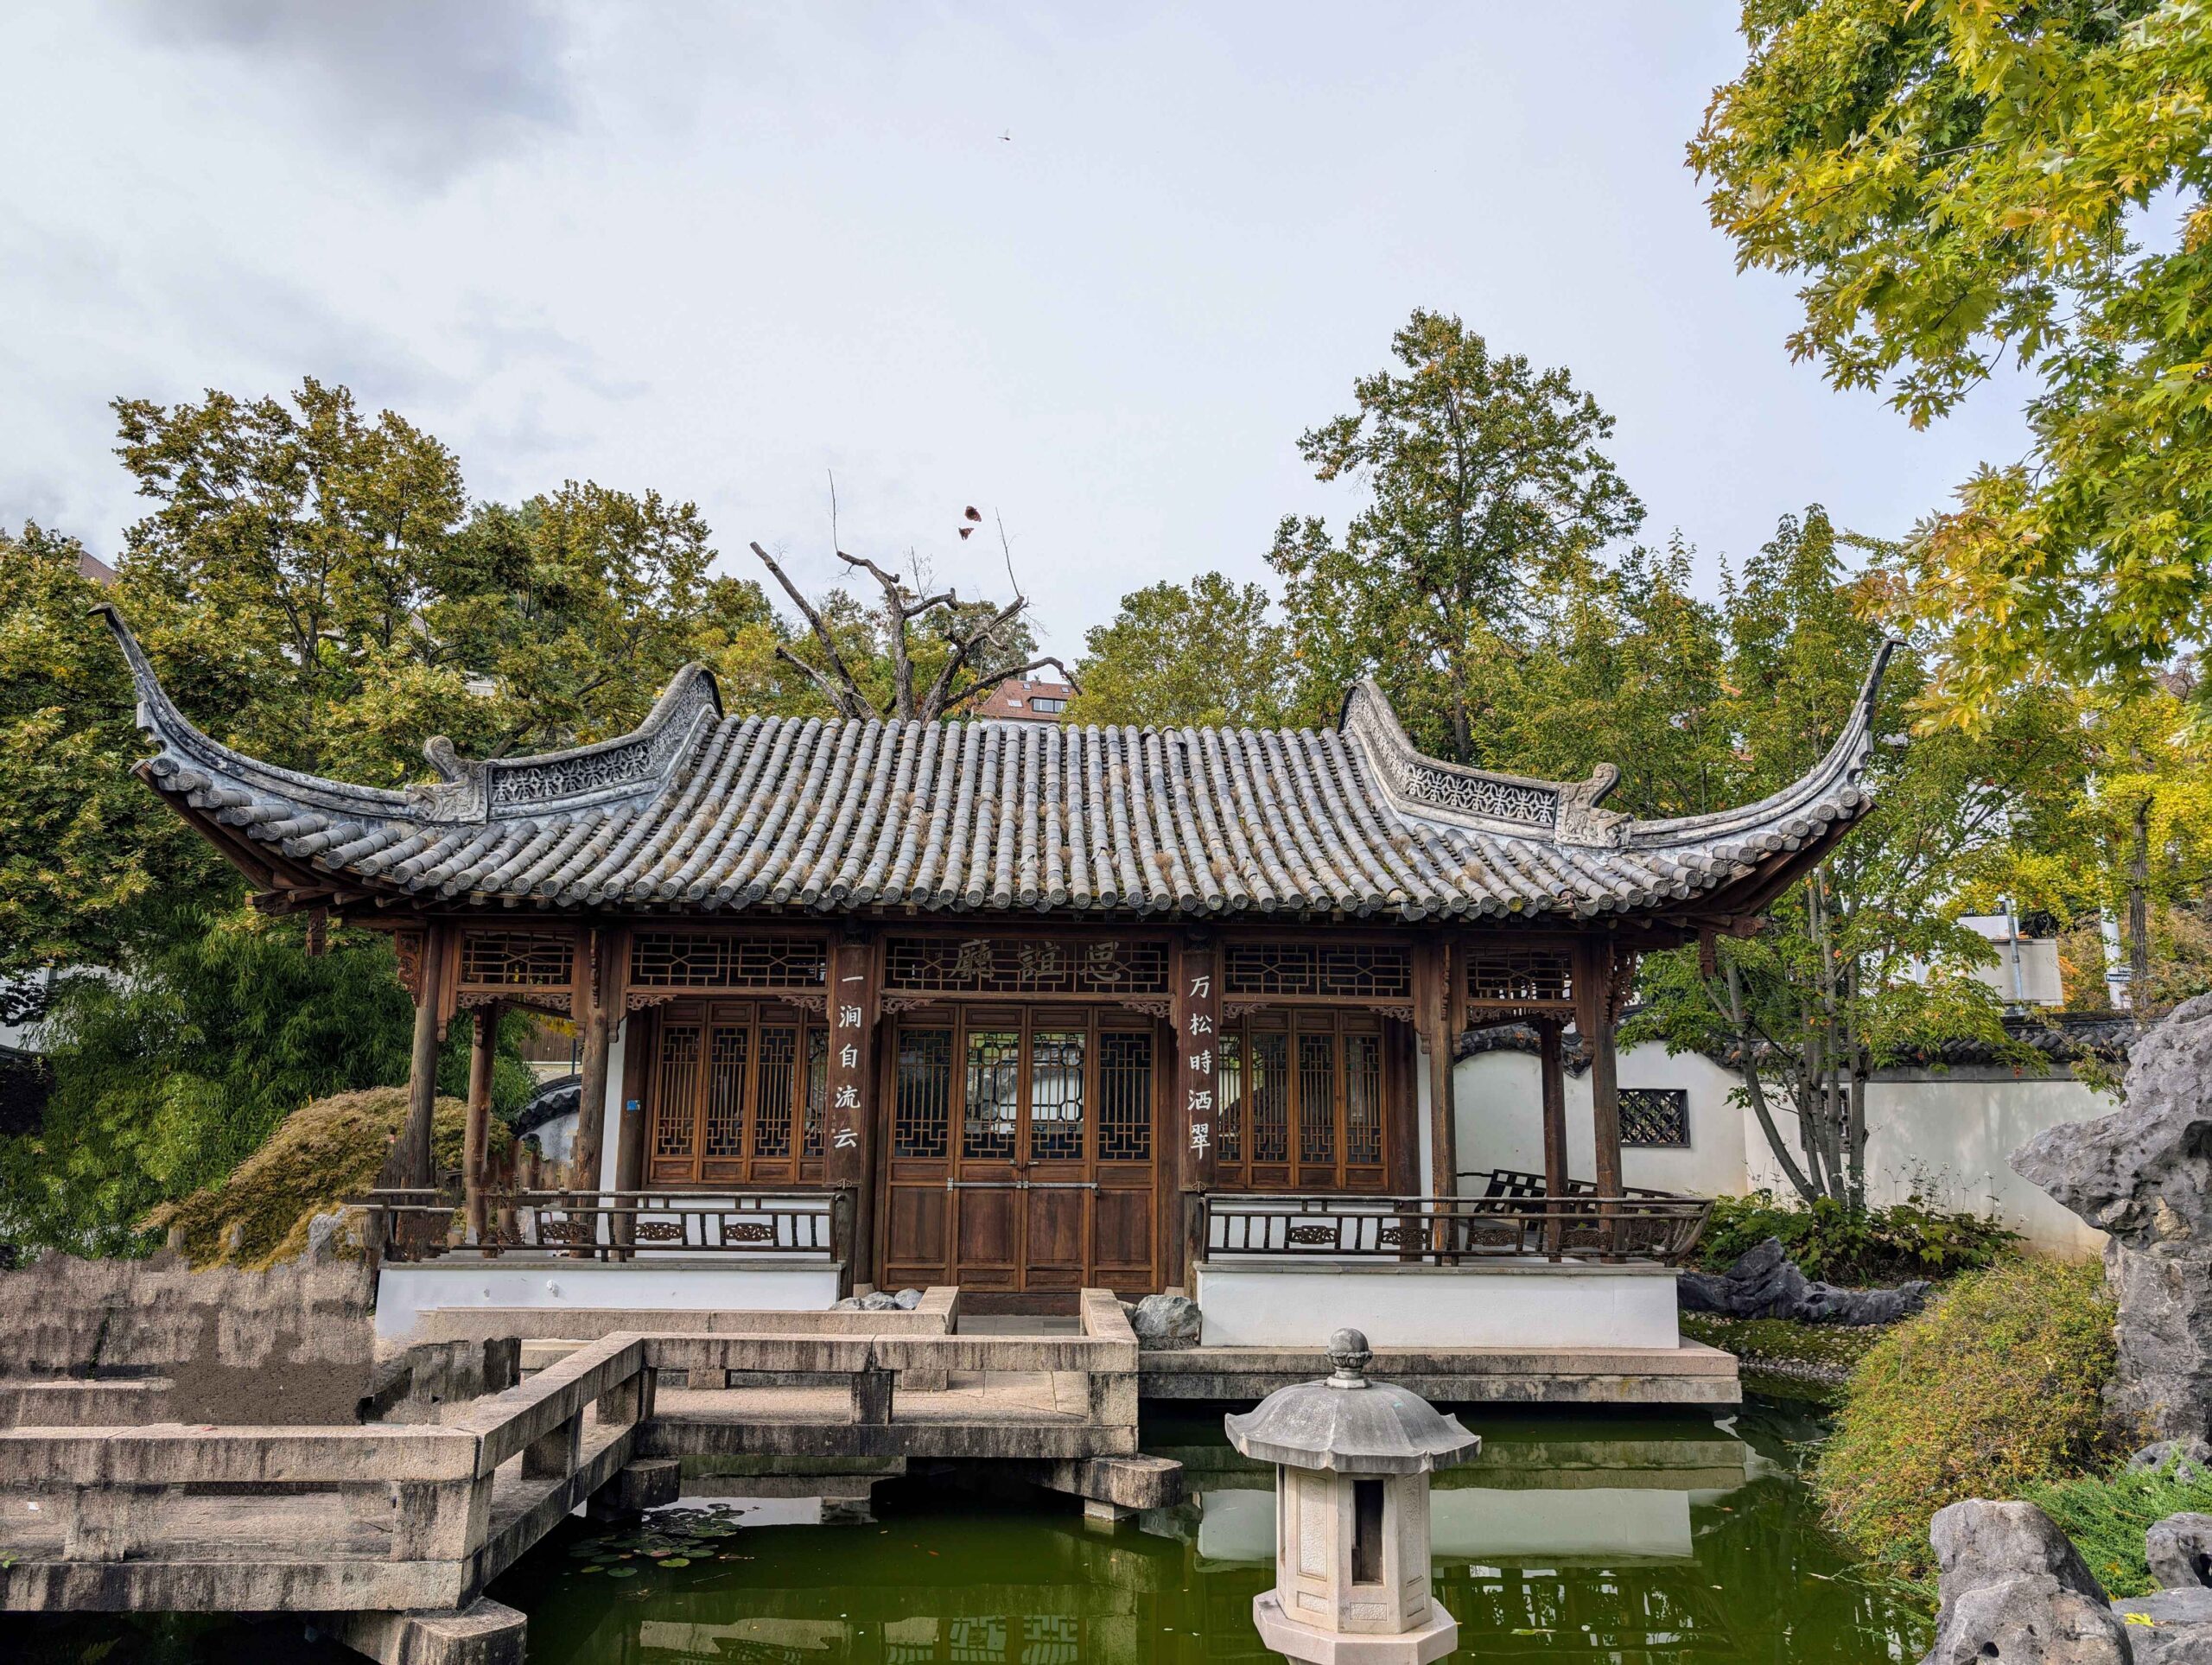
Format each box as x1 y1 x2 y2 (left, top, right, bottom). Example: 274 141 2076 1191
969 677 1072 722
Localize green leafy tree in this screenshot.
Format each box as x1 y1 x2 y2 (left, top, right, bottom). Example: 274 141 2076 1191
1470 538 1733 819
0 524 231 988
1693 1 2212 712
1269 308 1644 761
1065 572 1297 728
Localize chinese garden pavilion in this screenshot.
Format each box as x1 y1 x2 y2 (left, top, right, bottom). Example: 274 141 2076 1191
99 607 1889 1299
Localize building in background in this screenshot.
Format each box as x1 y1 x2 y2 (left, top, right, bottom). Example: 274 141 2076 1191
969 676 1072 722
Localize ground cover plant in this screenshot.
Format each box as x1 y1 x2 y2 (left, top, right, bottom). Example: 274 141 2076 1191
1815 1257 2119 1579
143 1086 504 1270
2028 1454 2212 1600
1698 1190 2018 1287
1678 1312 1884 1392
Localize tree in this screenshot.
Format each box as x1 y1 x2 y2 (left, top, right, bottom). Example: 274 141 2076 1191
1693 2 2212 713
0 523 231 989
1500 508 2089 1206
1269 308 1644 762
1064 572 1298 729
747 536 1073 724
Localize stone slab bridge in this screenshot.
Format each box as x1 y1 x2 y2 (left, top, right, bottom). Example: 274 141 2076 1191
0 1291 1165 1665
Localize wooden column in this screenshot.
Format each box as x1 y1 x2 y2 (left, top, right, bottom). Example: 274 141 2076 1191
465 1001 499 1250
568 926 622 1198
1576 937 1625 1256
1414 940 1458 1198
1536 1015 1568 1256
399 923 453 1191
1173 932 1222 1288
612 1005 656 1254
823 933 879 1292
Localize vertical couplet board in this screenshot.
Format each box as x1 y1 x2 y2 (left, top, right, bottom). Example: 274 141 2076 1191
824 937 878 1275
1173 933 1222 1283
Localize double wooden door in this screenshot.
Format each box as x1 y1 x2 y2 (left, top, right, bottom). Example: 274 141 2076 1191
880 1006 1160 1294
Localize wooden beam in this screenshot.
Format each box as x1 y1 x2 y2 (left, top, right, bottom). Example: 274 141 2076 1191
1537 1016 1568 1256
568 926 620 1197
465 1001 499 1251
1415 940 1456 1198
399 923 453 1191
1576 937 1625 1255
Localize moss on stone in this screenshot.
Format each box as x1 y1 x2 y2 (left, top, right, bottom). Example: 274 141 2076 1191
143 1087 508 1270
1680 1312 1885 1388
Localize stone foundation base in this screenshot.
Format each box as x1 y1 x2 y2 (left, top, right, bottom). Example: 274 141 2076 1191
1252 1592 1458 1664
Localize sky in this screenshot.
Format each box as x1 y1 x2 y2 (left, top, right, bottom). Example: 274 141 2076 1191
0 2 2038 663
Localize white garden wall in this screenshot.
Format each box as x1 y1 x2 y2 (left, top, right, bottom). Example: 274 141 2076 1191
1452 1041 2110 1257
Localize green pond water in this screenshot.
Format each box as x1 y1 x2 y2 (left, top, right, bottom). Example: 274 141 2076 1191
17 1396 1932 1664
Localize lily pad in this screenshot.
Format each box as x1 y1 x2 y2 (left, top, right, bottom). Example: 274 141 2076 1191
660 1556 691 1568
606 1566 638 1579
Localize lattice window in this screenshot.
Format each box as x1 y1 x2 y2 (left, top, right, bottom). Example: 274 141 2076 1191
459 931 572 987
754 1026 798 1159
652 1024 702 1158
883 937 1168 996
1028 1030 1086 1161
1217 1032 1243 1163
894 1030 951 1159
1222 943 1413 1000
963 1029 1020 1160
1465 948 1574 1007
804 1027 827 1157
1250 1032 1291 1164
702 1026 749 1157
629 934 827 989
1344 1033 1382 1166
1297 1033 1337 1165
1098 1032 1153 1162
1621 1087 1690 1149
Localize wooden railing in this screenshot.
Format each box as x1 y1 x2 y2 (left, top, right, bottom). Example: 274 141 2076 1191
1201 1179 1712 1266
359 1185 855 1266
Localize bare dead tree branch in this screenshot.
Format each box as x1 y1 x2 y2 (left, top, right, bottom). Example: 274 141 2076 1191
748 541 876 721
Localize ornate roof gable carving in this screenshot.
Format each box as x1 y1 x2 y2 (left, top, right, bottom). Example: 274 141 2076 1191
96 605 722 826
1336 679 1630 848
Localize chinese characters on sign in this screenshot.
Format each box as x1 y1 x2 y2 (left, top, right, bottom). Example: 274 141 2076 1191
825 948 871 1177
1179 954 1220 1184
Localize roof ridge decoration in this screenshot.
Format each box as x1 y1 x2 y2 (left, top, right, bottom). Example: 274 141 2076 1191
1627 639 1897 850
94 605 724 825
1335 678 1630 848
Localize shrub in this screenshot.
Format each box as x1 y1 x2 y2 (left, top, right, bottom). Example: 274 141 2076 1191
1699 1190 2018 1285
2027 1456 2212 1598
142 1087 507 1270
1815 1257 2118 1578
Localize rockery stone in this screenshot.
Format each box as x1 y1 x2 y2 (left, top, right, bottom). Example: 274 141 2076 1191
2015 995 2212 1440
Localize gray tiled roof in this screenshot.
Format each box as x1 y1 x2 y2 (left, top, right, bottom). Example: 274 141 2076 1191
98 607 1891 925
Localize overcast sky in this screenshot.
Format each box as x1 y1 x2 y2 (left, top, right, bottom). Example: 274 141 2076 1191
0 2 2036 660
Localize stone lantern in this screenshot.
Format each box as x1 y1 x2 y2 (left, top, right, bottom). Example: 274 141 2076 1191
1224 1328 1479 1665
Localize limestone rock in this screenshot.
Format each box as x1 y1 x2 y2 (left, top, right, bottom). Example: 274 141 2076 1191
1676 1236 1929 1327
2132 1440 2212 1478
2014 995 2212 1249
831 1291 905 1312
2013 995 2212 1439
1923 1500 2131 1665
893 1287 923 1310
2112 1586 2212 1662
1124 1293 1201 1350
2150 1515 2212 1591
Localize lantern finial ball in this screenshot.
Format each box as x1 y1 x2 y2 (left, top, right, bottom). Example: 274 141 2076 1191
1325 1328 1372 1388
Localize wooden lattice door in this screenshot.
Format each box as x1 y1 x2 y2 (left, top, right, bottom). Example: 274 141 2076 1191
880 1007 1160 1294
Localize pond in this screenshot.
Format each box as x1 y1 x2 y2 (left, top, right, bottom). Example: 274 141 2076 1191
16 1396 1931 1663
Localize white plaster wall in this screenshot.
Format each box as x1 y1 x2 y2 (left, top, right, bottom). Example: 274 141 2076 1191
375 1259 842 1341
1194 1485 1694 1563
1744 1072 2112 1257
1452 1046 1749 1199
1193 1261 1679 1349
1451 1038 2112 1257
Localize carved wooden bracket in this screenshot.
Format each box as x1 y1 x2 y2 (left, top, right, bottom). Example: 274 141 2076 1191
625 989 685 1012
394 929 426 1001
1114 997 1174 1020
880 995 943 1016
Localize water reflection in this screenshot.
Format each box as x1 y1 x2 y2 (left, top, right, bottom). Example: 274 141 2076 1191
497 1401 1930 1663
